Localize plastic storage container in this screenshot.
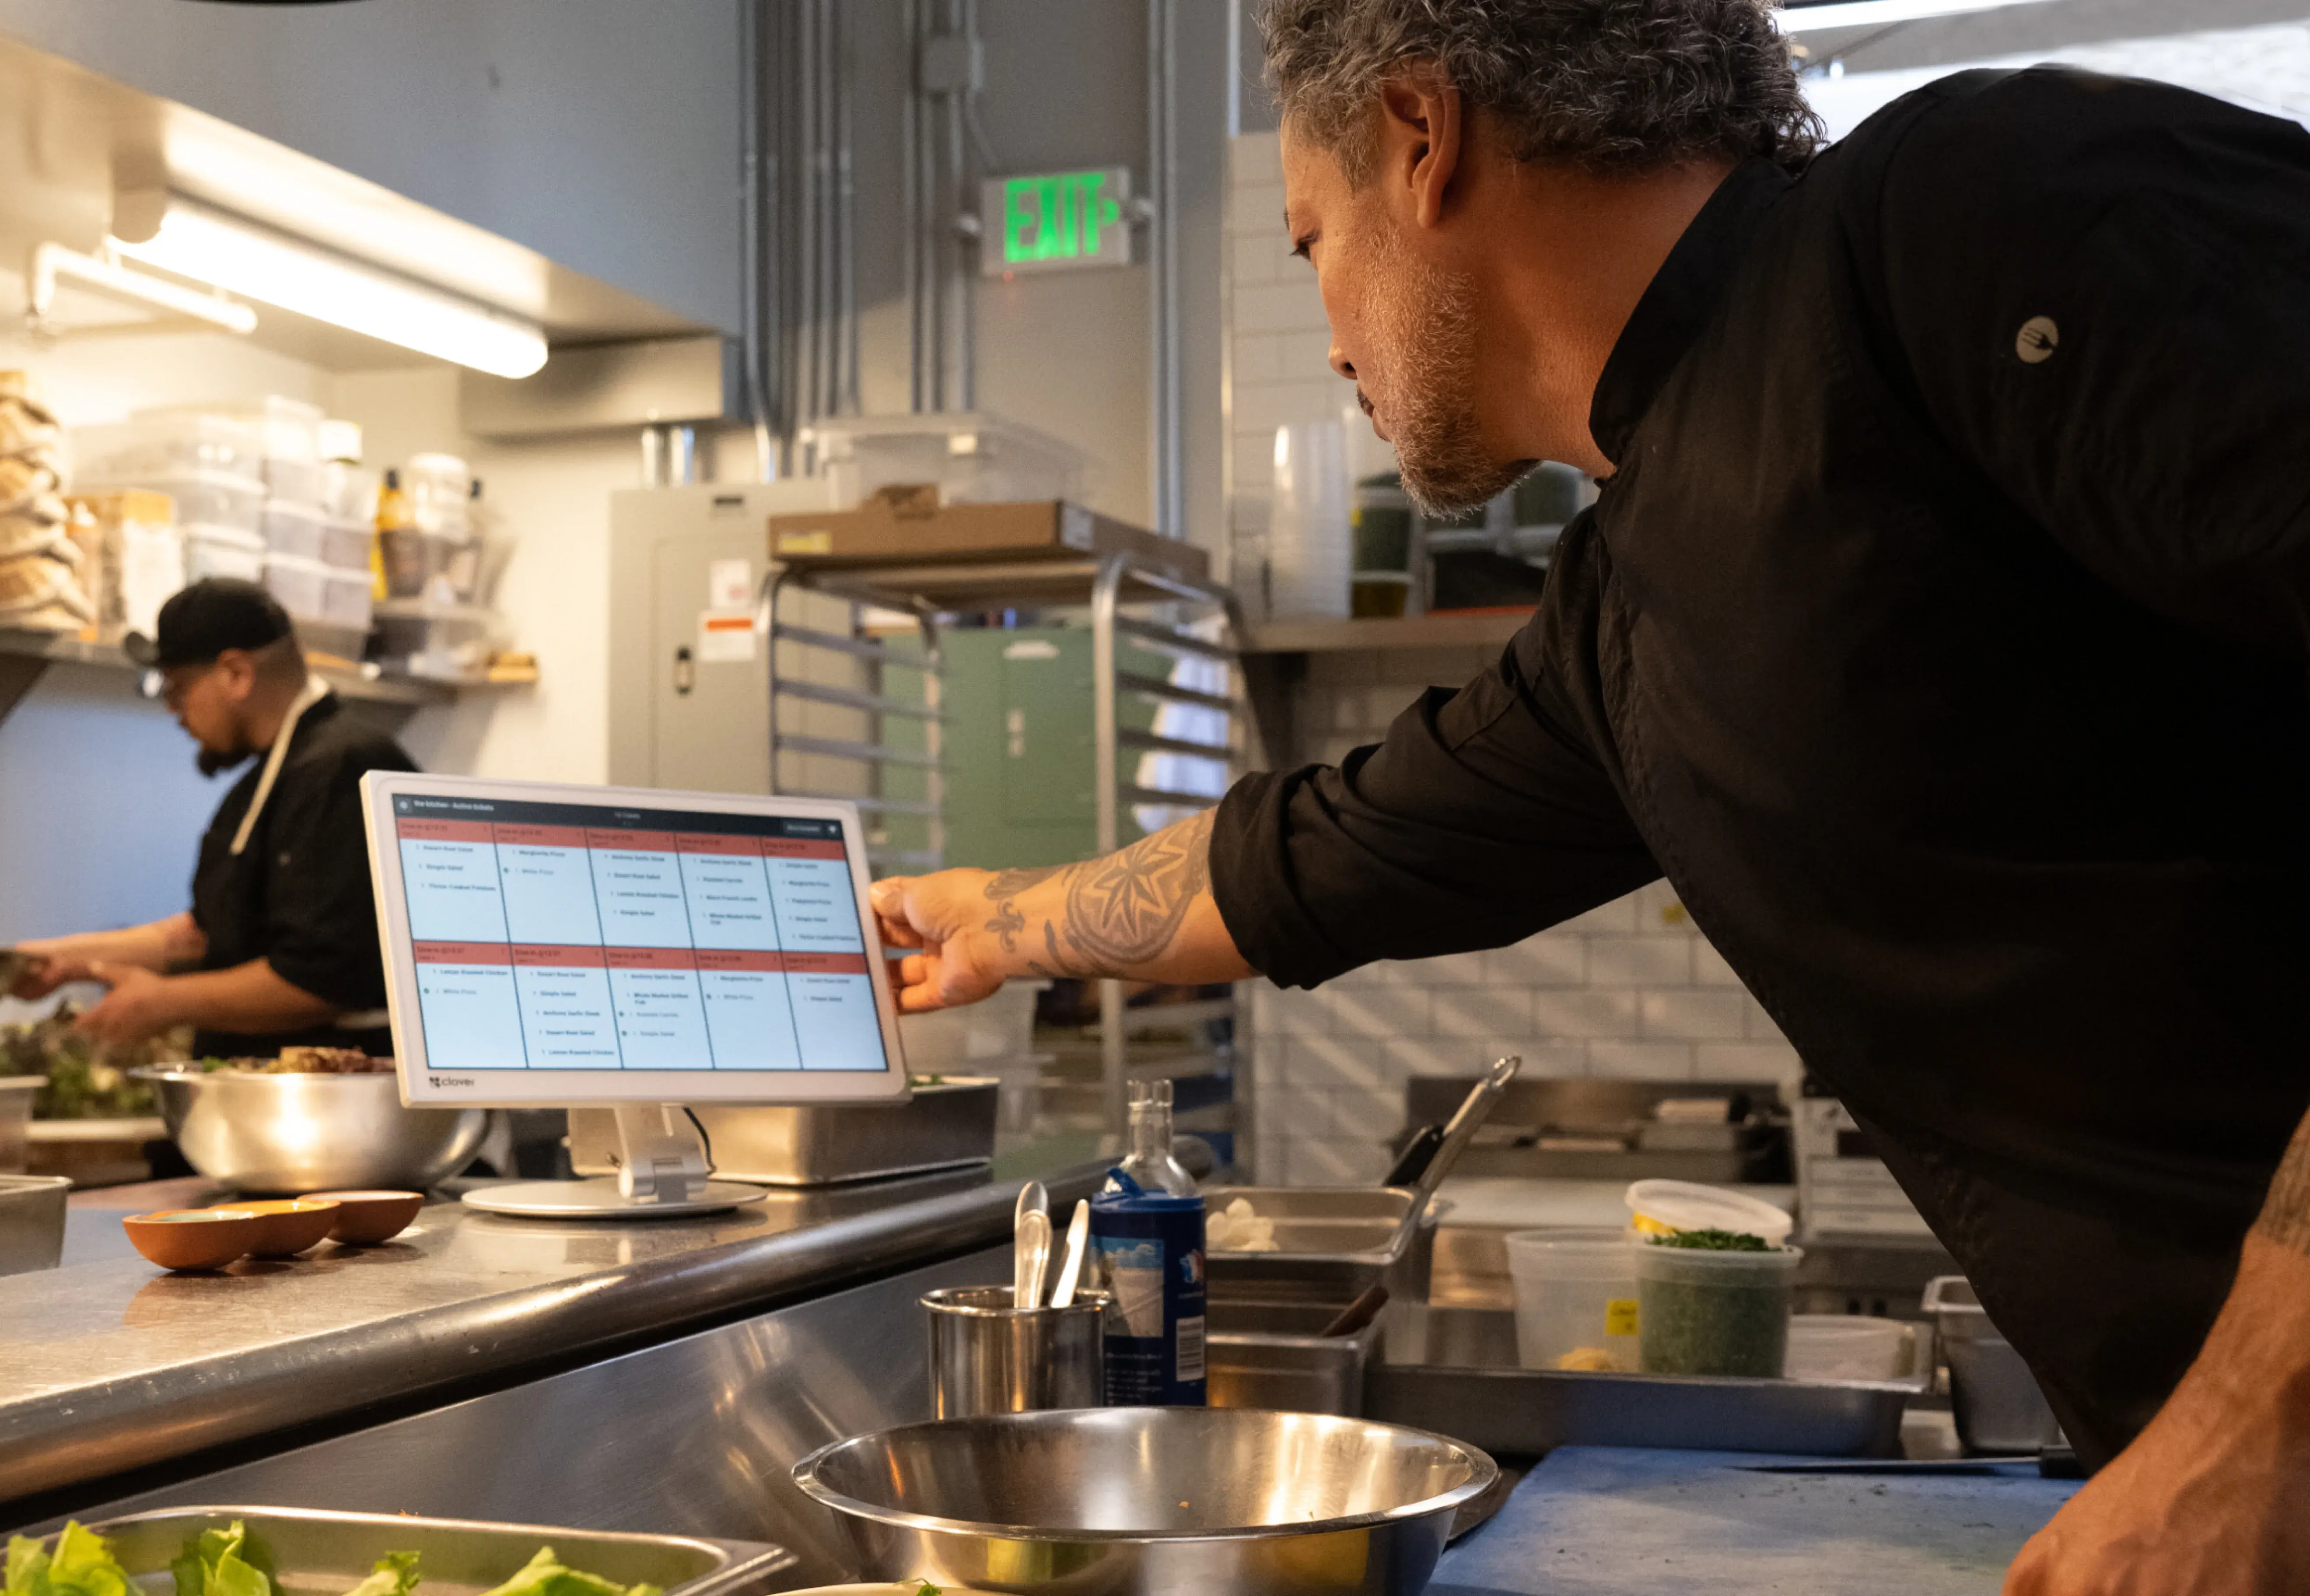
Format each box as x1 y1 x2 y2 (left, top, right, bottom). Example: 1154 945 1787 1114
263 552 331 619
1784 1315 1915 1382
1505 1228 1640 1373
320 563 374 630
373 598 490 677
261 499 328 561
804 412 1088 508
320 516 372 571
256 396 325 507
183 523 266 583
406 452 472 534
1625 1179 1795 1246
81 469 263 536
1634 1241 1803 1378
72 413 263 483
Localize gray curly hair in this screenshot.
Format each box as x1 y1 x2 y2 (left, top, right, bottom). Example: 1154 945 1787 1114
1261 0 1822 180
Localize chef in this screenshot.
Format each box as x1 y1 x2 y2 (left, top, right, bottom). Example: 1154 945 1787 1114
870 3 2310 1592
8 578 416 1057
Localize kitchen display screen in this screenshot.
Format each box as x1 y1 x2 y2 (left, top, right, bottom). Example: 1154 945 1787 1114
388 793 889 1074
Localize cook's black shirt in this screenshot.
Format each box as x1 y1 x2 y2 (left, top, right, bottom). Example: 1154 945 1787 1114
1212 67 2310 1470
191 693 416 1058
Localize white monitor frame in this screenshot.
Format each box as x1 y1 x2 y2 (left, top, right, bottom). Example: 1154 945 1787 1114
361 772 912 1111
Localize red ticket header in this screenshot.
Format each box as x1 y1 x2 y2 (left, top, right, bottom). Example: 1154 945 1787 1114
399 819 495 845
693 948 786 973
588 829 678 854
760 837 847 862
782 951 871 975
511 944 608 969
413 941 512 965
676 833 764 858
493 823 591 850
604 946 700 970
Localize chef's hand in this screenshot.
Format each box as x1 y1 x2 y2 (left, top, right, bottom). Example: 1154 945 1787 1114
7 940 92 1000
869 870 1016 1012
2002 1234 2310 1594
72 962 182 1046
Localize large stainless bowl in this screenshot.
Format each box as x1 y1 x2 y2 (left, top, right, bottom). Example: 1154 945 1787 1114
135 1068 487 1194
793 1407 1496 1595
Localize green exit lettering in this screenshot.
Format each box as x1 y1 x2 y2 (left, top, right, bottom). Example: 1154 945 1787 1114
1003 171 1123 264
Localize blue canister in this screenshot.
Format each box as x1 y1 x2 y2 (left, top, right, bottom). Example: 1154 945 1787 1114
1088 1175 1206 1406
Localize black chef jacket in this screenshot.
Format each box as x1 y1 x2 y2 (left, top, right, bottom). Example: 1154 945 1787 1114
1212 66 2310 1472
190 692 416 1058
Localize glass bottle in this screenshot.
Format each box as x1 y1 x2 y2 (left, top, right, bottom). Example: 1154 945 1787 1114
1116 1078 1197 1196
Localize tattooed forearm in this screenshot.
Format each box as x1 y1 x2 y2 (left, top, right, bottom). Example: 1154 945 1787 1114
1062 810 1215 968
2254 1108 2310 1254
977 811 1216 979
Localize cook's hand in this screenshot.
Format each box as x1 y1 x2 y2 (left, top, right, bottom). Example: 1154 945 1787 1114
7 940 91 1000
72 962 181 1047
2004 1238 2310 1594
870 870 1012 1012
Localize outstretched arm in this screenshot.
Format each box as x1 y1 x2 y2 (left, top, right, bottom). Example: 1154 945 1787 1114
2003 1109 2310 1593
870 810 1253 1011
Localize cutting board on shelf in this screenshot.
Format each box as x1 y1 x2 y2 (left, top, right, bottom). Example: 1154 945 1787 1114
1431 1446 2079 1596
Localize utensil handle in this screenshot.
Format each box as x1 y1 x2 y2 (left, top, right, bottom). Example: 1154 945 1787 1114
1383 1124 1445 1187
1049 1199 1091 1308
1389 1055 1519 1252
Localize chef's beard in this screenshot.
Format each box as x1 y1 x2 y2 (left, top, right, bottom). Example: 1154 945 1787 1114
1357 221 1534 518
197 742 255 778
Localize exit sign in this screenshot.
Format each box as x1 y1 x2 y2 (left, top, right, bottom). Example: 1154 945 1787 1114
980 168 1134 277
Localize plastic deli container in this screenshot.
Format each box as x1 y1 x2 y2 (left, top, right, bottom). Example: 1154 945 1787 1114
82 469 264 536
72 413 263 483
1634 1241 1803 1378
320 515 372 571
1785 1314 1914 1382
183 523 266 583
1505 1228 1640 1373
263 552 331 619
261 499 328 561
1625 1178 1794 1246
320 563 374 630
406 452 473 535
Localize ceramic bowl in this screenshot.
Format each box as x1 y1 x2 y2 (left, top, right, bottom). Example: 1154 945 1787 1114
123 1208 264 1270
304 1189 425 1244
226 1197 342 1256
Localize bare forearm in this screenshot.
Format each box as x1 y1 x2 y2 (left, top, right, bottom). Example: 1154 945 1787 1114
158 960 339 1034
28 914 204 973
978 811 1251 984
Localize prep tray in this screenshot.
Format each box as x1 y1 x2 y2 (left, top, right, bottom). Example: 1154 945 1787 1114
63 1508 796 1596
1368 1305 1920 1460
1200 1185 1446 1302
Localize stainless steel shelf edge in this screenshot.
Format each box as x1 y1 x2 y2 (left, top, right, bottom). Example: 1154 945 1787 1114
0 1166 1103 1504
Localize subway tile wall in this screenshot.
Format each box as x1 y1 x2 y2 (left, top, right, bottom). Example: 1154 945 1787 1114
1223 132 1801 1184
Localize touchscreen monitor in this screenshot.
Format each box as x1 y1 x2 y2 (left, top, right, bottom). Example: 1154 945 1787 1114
361 773 910 1108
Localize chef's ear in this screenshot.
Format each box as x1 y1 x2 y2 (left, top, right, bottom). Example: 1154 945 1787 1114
1374 66 1463 232
210 647 257 697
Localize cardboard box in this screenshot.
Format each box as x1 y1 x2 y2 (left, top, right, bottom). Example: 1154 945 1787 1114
766 491 1208 584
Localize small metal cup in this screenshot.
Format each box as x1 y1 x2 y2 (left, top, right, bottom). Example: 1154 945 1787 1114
924 1284 1109 1418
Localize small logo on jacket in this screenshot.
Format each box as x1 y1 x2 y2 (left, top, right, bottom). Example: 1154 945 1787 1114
2016 316 2059 364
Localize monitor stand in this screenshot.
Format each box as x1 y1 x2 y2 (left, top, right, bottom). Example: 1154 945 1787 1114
461 1104 770 1219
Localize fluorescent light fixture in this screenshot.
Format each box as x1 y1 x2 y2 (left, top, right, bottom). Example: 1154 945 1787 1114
111 196 547 378
28 241 257 335
1778 0 2057 32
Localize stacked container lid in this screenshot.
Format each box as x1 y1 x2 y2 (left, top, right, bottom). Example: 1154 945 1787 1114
71 409 270 584
249 399 374 652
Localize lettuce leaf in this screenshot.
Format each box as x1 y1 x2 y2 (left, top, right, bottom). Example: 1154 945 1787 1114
168 1522 271 1596
475 1548 657 1596
7 1522 133 1596
341 1551 419 1596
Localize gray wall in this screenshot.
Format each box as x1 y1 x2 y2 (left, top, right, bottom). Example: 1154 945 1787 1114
0 0 746 332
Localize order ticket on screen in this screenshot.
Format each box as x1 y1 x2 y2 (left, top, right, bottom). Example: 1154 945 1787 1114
386 791 892 1073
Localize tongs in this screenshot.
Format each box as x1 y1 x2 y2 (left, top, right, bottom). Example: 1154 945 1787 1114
1383 1054 1519 1257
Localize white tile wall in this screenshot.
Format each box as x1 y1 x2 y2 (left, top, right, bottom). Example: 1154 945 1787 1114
1239 646 1805 1184
1222 132 1803 1183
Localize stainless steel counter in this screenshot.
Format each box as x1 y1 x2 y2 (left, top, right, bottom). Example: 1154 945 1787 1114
1 1165 1099 1509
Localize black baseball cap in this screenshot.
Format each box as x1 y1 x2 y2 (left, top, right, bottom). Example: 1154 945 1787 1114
125 578 294 670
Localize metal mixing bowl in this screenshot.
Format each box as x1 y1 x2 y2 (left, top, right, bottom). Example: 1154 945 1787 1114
793 1407 1496 1596
134 1068 487 1194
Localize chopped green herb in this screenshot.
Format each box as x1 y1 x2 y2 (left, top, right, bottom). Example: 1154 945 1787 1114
1648 1227 1771 1251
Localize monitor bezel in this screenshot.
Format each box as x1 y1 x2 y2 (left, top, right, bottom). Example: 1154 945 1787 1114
361 771 912 1109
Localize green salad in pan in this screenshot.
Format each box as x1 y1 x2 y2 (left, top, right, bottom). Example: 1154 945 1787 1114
7 1522 661 1596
